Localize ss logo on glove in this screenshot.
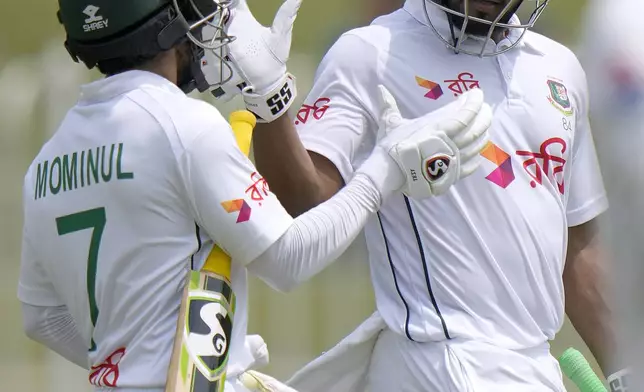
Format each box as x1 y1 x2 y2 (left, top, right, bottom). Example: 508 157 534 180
266 82 294 115
424 155 451 182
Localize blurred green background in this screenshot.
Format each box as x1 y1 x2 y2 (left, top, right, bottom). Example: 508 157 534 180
0 0 601 391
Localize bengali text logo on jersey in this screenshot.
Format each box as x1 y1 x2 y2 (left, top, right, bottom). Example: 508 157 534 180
546 79 573 116
295 97 330 125
416 72 480 100
89 347 126 387
480 142 515 188
245 172 270 206
516 137 567 194
424 155 450 182
445 72 480 97
221 199 251 223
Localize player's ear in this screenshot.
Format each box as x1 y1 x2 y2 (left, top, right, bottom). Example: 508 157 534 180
174 42 193 83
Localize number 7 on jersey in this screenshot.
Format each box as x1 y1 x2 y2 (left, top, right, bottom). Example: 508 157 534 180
56 207 107 351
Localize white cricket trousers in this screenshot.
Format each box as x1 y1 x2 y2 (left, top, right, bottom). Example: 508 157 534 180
367 329 566 392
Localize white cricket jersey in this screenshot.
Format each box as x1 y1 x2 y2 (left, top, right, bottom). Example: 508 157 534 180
297 0 608 349
17 71 292 389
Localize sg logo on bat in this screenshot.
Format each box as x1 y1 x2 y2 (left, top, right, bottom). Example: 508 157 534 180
182 274 235 391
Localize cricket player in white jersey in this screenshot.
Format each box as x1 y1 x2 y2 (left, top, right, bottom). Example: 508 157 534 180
579 0 644 390
17 0 494 390
210 0 632 390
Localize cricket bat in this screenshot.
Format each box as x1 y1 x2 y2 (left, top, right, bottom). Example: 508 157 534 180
165 110 257 392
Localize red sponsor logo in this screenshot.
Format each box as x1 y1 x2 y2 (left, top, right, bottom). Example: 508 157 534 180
245 172 270 206
444 72 481 97
89 347 125 387
516 137 567 194
295 98 330 125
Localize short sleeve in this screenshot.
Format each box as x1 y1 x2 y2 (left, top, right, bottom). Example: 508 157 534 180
295 33 382 182
178 119 293 266
566 70 609 227
18 176 63 306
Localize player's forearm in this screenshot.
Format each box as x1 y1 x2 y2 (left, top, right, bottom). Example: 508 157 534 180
21 303 89 369
564 224 617 375
254 115 341 217
247 173 379 292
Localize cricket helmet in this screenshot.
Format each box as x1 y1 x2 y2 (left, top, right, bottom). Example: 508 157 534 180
57 0 235 92
423 0 549 57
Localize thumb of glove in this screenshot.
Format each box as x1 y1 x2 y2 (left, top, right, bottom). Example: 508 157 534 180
232 0 251 13
438 88 484 138
377 85 404 137
271 0 303 35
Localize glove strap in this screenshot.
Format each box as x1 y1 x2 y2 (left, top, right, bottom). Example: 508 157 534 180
243 73 297 123
608 368 631 392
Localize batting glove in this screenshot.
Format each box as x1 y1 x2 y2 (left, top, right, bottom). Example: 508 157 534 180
358 86 491 201
202 0 302 122
239 370 298 392
607 368 630 392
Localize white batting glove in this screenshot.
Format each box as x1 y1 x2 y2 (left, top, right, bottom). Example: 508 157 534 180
608 369 631 392
357 86 491 201
239 370 298 392
202 0 302 122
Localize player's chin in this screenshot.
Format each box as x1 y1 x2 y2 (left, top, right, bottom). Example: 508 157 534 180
451 16 495 37
464 21 497 36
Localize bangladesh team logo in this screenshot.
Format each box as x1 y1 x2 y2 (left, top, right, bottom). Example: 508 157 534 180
547 79 574 116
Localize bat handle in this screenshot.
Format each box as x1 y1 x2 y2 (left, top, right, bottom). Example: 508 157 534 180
229 110 257 156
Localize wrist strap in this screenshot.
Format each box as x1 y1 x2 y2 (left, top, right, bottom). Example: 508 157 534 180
242 73 297 123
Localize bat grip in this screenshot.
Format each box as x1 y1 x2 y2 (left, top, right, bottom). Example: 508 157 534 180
229 110 257 156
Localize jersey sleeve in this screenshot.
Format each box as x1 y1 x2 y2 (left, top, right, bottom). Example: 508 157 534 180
296 33 382 182
18 176 63 306
178 114 294 266
566 70 609 227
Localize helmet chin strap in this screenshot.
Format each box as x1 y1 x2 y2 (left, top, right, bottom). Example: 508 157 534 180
434 0 460 53
177 42 210 94
446 12 460 51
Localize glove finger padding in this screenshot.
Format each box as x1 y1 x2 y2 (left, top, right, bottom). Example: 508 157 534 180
387 91 491 199
438 88 484 142
271 0 303 35
453 103 492 179
451 102 493 149
364 85 491 201
458 128 490 163
232 0 251 12
378 85 404 133
239 370 298 392
460 155 484 178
